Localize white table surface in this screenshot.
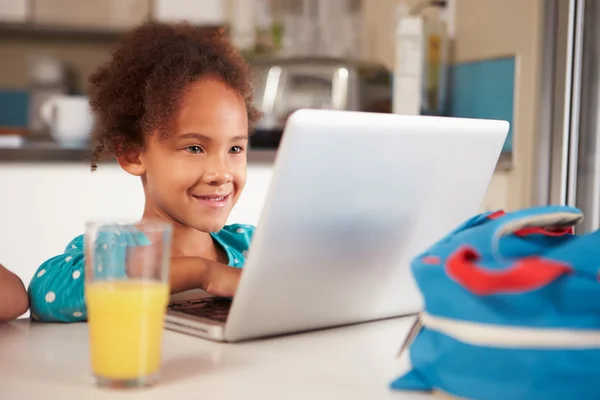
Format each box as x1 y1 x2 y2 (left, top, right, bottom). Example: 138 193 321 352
0 316 431 400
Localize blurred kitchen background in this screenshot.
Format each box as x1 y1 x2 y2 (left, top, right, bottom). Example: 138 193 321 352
0 0 595 286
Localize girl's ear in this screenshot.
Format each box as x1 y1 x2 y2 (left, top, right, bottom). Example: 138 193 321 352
117 147 146 177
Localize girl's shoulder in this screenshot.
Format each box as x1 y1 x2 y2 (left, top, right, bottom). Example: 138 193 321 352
214 224 256 249
64 235 84 253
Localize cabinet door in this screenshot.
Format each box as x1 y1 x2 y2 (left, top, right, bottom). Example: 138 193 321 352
31 0 149 30
0 0 29 22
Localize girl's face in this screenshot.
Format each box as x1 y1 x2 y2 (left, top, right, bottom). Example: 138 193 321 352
119 77 249 232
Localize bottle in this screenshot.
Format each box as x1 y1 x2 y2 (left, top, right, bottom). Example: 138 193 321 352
419 1 449 116
393 1 425 115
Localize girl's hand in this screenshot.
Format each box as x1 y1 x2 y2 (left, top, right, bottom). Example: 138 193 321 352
169 257 241 297
203 262 242 297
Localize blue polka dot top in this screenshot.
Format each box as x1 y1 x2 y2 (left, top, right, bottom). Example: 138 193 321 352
28 224 255 323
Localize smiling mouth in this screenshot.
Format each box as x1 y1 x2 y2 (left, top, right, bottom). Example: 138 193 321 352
195 194 228 201
192 193 231 208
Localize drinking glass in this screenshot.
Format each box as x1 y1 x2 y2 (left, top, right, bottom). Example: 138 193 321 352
84 219 172 388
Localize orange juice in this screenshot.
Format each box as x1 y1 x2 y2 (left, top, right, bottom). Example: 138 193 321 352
85 280 169 381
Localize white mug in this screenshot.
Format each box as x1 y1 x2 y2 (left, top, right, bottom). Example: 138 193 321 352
40 95 93 146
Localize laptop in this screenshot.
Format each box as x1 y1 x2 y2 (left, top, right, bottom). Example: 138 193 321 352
165 109 509 342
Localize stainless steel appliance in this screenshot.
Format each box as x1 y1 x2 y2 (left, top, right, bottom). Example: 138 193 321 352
537 0 600 232
249 56 392 148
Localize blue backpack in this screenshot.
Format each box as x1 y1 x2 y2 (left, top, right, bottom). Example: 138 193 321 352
390 206 600 400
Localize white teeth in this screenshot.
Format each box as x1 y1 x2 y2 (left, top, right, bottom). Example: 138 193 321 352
202 196 225 201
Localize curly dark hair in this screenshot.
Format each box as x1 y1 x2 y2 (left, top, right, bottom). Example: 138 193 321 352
88 22 261 170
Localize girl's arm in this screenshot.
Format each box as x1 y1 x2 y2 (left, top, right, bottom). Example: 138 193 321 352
29 235 241 323
0 264 29 322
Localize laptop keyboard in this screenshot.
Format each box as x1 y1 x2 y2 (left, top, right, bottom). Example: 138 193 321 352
168 297 232 323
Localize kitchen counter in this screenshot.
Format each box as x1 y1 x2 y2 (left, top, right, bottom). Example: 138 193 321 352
0 141 279 164
0 316 429 400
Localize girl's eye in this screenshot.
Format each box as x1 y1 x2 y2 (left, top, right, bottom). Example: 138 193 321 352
186 146 203 154
230 146 244 154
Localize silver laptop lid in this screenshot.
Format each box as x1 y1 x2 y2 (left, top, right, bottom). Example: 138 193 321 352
224 110 508 342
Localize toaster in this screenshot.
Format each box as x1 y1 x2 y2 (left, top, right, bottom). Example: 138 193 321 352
249 55 392 148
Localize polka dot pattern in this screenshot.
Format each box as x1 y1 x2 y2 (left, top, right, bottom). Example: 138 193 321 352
72 311 83 318
28 235 87 323
45 292 56 303
221 225 256 268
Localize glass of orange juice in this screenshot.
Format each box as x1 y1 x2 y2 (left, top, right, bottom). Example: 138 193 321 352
84 219 172 388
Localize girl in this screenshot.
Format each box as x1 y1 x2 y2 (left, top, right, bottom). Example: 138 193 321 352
0 263 29 322
28 22 260 322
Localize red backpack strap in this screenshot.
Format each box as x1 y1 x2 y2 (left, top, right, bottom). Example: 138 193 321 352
446 246 572 295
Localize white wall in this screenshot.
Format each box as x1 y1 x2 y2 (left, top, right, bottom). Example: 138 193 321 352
0 163 274 293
